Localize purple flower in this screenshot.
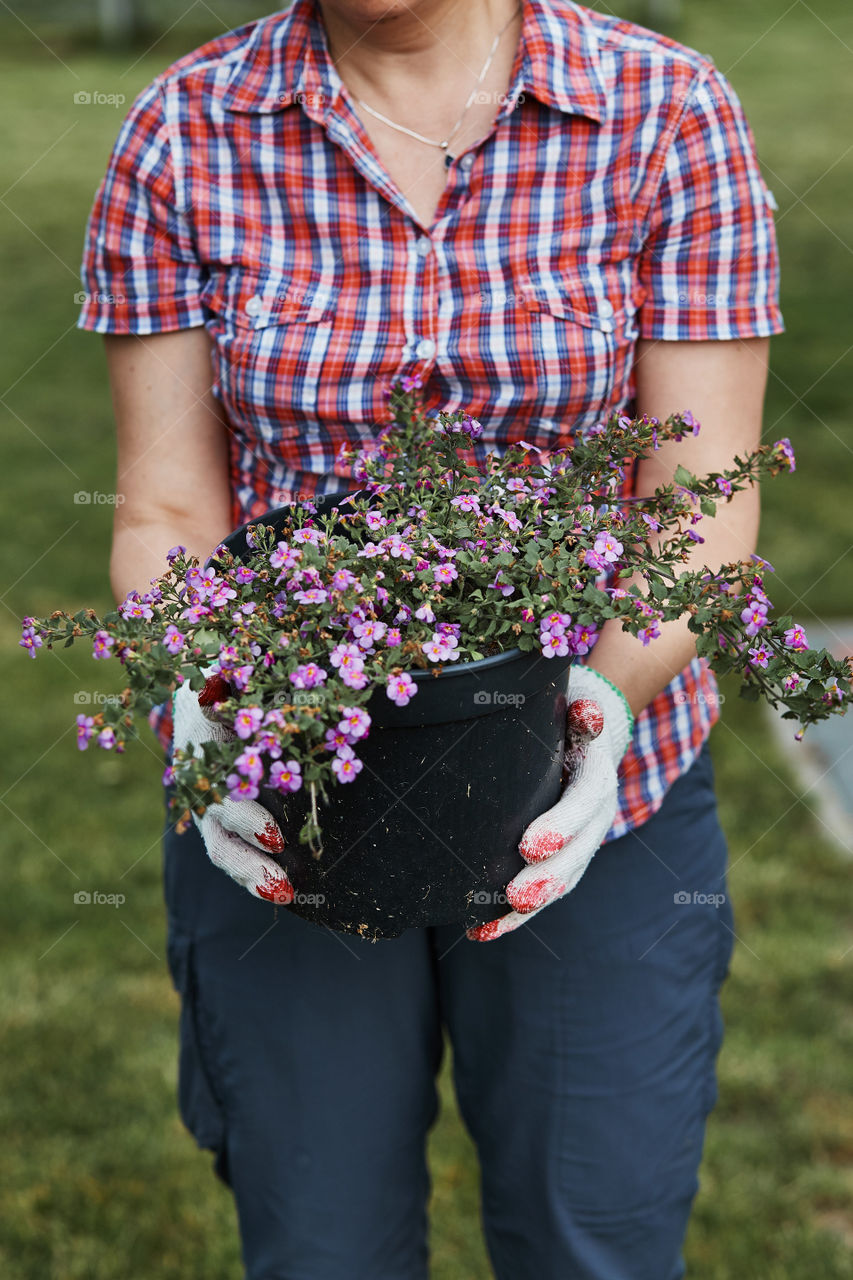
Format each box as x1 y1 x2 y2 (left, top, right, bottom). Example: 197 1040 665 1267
76 714 96 750
91 630 114 660
433 562 459 585
741 604 768 638
119 590 154 621
162 624 186 656
594 533 623 563
541 631 570 658
235 748 265 781
19 622 44 658
386 672 418 707
570 624 598 655
269 759 303 794
783 625 809 652
422 632 459 662
748 643 772 669
292 587 329 606
332 749 363 784
715 477 733 497
290 663 328 689
234 706 264 740
331 568 358 591
783 673 802 693
166 545 186 564
639 623 661 646
330 643 364 672
226 772 259 801
385 627 403 647
415 602 436 624
324 727 352 752
338 706 371 740
773 438 796 472
450 494 481 513
584 548 607 573
230 665 255 693
162 765 176 787
341 665 370 690
97 726 116 750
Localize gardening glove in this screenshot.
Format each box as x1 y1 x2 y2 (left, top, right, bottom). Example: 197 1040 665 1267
467 667 634 941
171 675 295 904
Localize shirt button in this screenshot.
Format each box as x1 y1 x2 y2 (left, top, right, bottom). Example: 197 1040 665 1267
245 295 263 317
415 338 436 360
599 299 615 318
415 236 432 257
459 154 475 171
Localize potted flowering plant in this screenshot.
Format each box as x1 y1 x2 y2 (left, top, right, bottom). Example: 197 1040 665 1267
22 381 850 938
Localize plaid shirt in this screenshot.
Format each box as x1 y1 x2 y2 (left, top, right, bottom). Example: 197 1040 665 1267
79 0 783 841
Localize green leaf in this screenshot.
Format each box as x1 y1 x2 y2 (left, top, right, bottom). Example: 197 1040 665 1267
674 464 695 488
699 497 717 518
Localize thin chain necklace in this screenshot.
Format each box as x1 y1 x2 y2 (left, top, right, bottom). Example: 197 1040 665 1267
352 4 522 165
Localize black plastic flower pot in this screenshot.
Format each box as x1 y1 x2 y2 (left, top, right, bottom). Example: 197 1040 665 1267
216 493 571 940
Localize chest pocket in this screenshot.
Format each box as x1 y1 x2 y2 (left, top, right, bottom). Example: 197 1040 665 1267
517 270 646 447
201 268 340 439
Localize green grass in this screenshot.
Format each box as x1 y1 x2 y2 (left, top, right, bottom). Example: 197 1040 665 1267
1 2 852 1276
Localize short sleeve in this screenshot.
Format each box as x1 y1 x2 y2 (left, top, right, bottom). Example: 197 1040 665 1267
638 65 784 341
78 81 207 335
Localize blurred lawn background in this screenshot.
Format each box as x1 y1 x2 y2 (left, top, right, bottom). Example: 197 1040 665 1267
1 1 852 1276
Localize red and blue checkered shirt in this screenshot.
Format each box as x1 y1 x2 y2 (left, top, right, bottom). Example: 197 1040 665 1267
79 0 784 841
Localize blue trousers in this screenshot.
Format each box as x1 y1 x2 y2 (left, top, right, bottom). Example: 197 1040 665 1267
163 742 733 1280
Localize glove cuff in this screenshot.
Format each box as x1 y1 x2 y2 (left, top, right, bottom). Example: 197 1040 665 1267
568 665 635 763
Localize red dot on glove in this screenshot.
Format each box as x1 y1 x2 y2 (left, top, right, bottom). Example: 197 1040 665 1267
198 673 232 708
254 820 286 854
256 871 294 904
568 698 604 740
506 875 566 915
520 827 565 862
466 917 509 942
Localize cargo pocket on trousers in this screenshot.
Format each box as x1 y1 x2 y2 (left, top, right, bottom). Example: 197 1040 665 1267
167 930 230 1184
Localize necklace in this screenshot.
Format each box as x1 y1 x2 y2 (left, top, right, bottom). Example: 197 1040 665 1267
353 4 523 167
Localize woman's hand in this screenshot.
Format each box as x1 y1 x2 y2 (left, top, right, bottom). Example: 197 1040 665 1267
172 676 295 904
467 668 633 941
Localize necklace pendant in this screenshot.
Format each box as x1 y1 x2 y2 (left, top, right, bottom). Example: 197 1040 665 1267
444 153 455 169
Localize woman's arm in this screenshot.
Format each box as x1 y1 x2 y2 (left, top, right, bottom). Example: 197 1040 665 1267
105 328 233 604
586 336 770 716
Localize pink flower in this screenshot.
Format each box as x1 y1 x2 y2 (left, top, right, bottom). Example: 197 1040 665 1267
234 706 264 739
332 750 364 783
269 759 302 793
338 707 371 740
783 625 809 652
386 672 418 706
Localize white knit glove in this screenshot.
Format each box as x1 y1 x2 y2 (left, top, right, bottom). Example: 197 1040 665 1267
171 675 294 904
467 667 634 941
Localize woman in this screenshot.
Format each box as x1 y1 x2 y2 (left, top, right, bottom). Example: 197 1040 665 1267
79 1 783 1276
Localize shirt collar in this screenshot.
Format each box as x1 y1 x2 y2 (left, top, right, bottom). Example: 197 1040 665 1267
221 0 606 123
517 0 606 122
221 0 338 116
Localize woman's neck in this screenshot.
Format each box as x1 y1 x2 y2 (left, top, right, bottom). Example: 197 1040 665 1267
318 0 519 95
